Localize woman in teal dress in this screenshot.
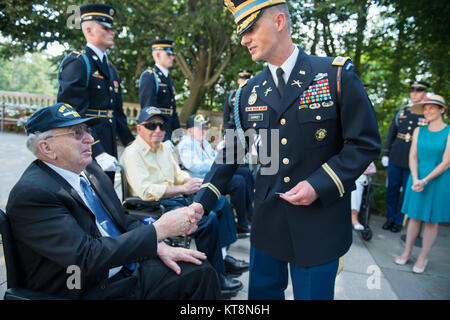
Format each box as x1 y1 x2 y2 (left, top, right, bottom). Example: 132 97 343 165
395 94 450 273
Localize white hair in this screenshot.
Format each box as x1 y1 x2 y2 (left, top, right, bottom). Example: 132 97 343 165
26 130 53 156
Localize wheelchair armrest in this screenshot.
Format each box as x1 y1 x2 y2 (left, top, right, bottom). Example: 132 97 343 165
4 287 67 300
123 197 163 211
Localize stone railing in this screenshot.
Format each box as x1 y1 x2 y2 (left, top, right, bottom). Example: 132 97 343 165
0 90 224 130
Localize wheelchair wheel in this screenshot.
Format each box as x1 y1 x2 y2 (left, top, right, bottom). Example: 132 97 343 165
361 226 372 241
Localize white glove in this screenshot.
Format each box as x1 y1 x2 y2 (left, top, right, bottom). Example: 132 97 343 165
95 152 119 172
381 156 389 167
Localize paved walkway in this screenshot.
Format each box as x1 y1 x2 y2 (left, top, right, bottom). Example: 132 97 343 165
1 132 449 300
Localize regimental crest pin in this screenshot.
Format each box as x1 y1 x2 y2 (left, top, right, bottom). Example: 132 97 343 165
315 128 327 141
248 92 257 105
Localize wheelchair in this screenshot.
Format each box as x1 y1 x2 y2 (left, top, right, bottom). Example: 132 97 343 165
118 165 191 248
357 173 375 241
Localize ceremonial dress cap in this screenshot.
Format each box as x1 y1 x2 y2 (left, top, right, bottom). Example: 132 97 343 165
150 39 176 55
26 103 100 135
238 69 253 79
186 114 210 128
411 94 447 115
80 3 116 29
410 80 430 92
223 0 286 35
138 106 169 124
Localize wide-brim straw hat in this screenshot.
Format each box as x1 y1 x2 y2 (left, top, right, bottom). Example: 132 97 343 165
410 94 447 115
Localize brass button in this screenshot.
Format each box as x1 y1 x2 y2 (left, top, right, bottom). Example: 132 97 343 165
97 85 101 89
316 115 322 121
408 126 411 130
109 86 113 91
281 138 287 145
283 158 289 165
110 99 113 103
253 123 257 128
280 118 286 125
284 177 290 183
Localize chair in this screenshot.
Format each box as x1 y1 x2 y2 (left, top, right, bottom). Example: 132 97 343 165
0 209 64 300
118 165 191 248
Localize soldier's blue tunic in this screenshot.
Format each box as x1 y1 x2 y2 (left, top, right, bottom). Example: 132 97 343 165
194 47 381 268
57 46 134 159
139 66 181 141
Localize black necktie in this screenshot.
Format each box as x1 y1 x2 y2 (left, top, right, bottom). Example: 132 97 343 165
276 67 286 97
102 56 110 77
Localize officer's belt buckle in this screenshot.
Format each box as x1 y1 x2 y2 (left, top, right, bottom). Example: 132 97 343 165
86 109 114 118
397 133 411 142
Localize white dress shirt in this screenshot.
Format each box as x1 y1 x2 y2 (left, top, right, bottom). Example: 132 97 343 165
268 45 299 88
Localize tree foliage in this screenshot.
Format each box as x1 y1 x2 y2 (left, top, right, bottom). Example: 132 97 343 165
0 0 448 125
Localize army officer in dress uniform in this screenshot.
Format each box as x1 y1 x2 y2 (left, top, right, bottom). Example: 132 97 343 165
192 0 381 300
381 80 430 232
139 40 181 142
57 3 134 183
223 70 253 129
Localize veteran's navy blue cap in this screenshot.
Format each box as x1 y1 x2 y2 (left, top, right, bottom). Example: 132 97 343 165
150 39 176 55
25 103 100 135
186 114 210 128
138 107 169 124
80 3 116 29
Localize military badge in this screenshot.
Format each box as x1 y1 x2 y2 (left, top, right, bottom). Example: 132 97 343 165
313 73 328 81
322 101 334 107
245 106 267 112
264 87 272 96
113 80 119 93
248 113 263 121
309 103 321 109
299 79 331 105
248 92 257 105
315 129 327 141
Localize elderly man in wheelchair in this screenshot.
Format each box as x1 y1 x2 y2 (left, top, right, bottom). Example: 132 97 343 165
120 107 247 298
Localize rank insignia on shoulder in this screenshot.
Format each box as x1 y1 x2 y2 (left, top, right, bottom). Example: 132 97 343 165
332 56 351 66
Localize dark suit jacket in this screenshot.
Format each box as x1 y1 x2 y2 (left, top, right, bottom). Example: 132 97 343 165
195 47 381 267
57 46 134 158
139 66 181 141
6 160 157 299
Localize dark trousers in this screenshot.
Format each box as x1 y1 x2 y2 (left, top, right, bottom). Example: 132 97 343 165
160 195 237 275
226 166 254 228
248 246 338 300
386 164 410 225
103 258 221 299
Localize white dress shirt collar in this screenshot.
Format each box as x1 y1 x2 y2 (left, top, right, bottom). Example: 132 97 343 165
155 64 169 78
268 45 299 87
86 43 107 63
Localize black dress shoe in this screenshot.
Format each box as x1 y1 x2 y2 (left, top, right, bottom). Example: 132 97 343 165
219 273 243 299
382 220 394 230
390 224 402 233
224 255 249 275
236 225 251 239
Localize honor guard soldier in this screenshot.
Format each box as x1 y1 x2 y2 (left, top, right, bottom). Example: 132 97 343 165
57 3 134 183
381 80 430 232
223 70 253 129
192 0 381 300
139 40 181 142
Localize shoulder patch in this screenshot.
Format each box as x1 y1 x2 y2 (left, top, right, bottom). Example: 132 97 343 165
70 50 86 58
332 56 351 66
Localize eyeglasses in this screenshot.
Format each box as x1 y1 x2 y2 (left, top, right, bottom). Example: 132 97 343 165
142 121 167 131
45 125 92 140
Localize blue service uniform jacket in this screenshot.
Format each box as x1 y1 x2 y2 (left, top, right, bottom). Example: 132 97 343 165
57 46 134 158
383 107 428 169
223 90 237 129
194 47 381 267
139 66 181 141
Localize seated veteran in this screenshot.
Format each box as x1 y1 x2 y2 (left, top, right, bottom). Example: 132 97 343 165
178 114 255 237
120 107 246 297
6 103 220 300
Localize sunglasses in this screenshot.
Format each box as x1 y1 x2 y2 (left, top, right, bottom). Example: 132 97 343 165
142 121 167 131
45 125 92 140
